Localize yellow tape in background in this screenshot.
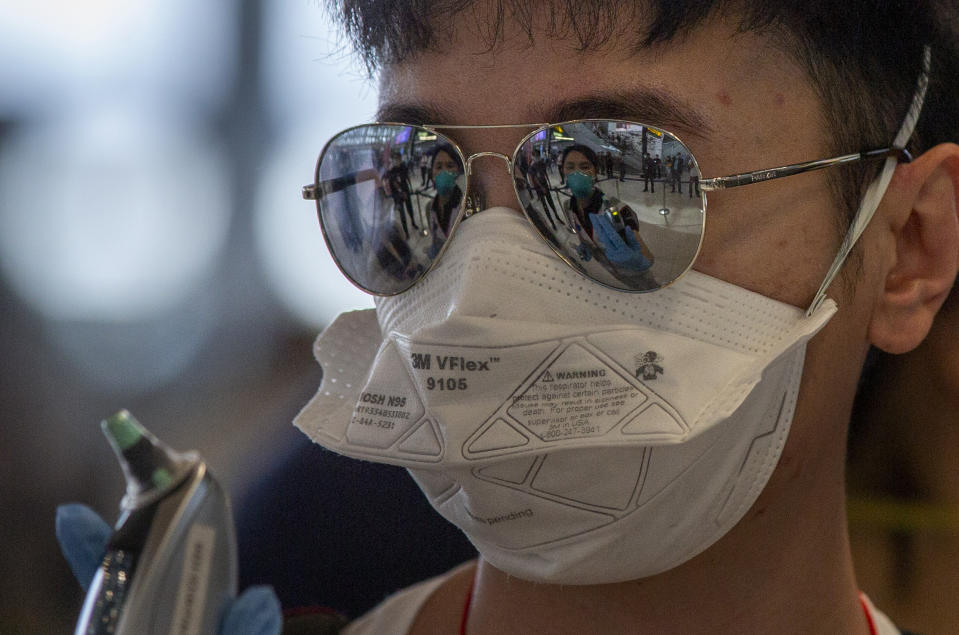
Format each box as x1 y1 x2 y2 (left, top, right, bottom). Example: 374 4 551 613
847 496 959 533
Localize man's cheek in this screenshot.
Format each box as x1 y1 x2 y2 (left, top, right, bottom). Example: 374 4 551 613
696 199 836 306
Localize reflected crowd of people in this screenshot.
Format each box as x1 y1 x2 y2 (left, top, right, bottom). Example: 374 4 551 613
319 122 707 293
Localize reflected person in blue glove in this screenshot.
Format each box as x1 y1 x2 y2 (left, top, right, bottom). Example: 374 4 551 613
561 144 656 288
425 144 465 260
56 504 282 635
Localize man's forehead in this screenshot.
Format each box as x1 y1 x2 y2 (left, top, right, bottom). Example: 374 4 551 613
373 10 810 148
373 4 835 200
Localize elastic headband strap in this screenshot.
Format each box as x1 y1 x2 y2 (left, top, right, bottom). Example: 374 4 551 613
806 45 932 316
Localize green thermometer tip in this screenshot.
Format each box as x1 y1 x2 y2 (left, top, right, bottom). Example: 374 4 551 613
103 410 145 451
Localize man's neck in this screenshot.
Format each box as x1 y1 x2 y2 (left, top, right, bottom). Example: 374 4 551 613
460 454 868 634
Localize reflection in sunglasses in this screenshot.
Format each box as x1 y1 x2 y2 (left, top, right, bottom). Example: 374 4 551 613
309 121 706 295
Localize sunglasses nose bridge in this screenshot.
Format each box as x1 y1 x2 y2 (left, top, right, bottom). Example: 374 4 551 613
462 152 522 213
465 151 513 177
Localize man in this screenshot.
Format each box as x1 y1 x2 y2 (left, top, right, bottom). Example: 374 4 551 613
526 153 562 230
642 150 655 192
671 153 684 192
299 1 959 634
57 2 959 632
384 150 419 238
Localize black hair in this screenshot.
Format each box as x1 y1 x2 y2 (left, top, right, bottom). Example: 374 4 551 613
559 143 598 176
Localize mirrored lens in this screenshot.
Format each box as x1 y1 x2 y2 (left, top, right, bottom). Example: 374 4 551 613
314 124 467 295
513 120 705 292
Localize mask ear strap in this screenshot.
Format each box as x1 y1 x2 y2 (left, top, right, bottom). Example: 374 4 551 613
805 45 932 317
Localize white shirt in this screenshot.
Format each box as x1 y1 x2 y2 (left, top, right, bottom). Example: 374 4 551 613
345 563 901 634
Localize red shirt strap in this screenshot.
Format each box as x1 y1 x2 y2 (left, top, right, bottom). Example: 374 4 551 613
858 592 879 635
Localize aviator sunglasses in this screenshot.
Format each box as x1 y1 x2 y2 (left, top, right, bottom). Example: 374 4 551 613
305 55 928 307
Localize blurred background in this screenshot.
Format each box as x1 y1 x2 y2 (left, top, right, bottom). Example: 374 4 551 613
0 1 375 632
0 1 956 633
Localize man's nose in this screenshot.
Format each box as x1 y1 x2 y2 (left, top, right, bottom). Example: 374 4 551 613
464 153 520 212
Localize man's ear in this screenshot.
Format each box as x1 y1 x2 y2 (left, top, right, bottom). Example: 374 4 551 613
869 143 959 354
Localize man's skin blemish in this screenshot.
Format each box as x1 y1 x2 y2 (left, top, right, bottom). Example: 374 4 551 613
716 90 732 106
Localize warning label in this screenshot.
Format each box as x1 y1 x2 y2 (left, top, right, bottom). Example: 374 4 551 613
507 343 646 441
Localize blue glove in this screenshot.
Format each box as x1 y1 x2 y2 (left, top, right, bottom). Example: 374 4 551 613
56 503 282 635
589 213 652 271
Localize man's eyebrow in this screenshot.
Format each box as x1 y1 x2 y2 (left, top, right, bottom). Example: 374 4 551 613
377 89 712 139
376 102 456 125
539 89 712 139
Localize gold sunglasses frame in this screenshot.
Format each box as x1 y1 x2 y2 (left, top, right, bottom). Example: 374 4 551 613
304 118 912 306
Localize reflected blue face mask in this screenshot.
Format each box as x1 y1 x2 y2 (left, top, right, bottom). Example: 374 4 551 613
434 170 458 196
566 171 594 198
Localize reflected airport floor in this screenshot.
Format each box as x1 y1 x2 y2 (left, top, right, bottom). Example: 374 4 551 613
559 174 703 231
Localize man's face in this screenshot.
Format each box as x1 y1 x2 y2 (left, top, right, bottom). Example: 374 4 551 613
377 8 887 478
380 16 846 308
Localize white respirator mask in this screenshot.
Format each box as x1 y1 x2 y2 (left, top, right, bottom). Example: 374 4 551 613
296 207 837 584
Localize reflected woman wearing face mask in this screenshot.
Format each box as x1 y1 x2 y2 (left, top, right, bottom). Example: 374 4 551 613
560 144 656 288
426 144 464 259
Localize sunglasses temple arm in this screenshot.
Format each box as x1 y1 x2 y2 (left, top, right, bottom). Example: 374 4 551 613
699 147 910 192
